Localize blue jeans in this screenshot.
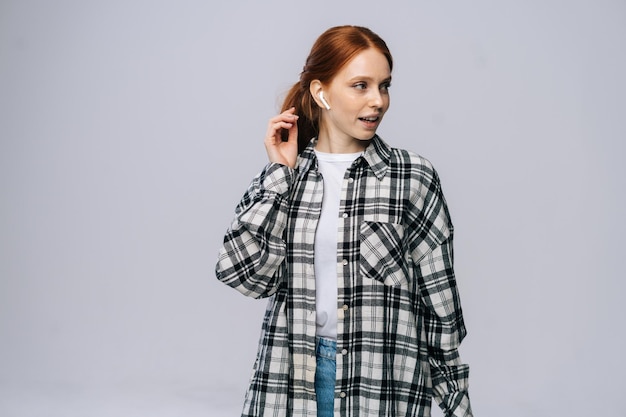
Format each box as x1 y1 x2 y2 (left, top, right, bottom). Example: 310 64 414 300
315 337 336 417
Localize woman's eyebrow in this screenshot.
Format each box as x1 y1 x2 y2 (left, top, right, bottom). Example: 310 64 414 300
347 75 392 83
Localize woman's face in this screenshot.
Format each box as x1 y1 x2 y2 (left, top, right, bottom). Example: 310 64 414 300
318 48 391 150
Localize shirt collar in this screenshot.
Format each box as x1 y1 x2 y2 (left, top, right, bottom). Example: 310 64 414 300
296 135 390 181
362 135 391 180
296 138 318 179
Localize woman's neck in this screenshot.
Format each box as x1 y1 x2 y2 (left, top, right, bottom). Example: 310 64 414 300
315 132 369 154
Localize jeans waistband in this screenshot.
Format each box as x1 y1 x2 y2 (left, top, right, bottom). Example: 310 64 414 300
316 337 337 360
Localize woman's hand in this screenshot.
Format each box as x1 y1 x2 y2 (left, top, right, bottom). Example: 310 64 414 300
264 107 299 169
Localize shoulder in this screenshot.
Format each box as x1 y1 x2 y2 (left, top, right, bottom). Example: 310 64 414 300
386 146 453 237
387 145 440 186
377 141 449 216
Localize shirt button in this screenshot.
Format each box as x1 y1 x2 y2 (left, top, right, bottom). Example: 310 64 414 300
348 178 354 183
342 212 348 218
342 304 349 311
340 392 347 398
341 349 348 355
341 259 348 266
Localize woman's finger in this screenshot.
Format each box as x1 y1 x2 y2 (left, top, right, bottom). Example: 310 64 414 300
266 121 295 142
268 107 296 123
263 108 299 168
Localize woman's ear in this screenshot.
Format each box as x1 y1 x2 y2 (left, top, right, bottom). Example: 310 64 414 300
309 80 325 109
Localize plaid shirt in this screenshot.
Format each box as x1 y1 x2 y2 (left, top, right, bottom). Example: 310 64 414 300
216 136 472 417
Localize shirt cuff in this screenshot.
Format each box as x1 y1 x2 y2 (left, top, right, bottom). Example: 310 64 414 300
438 390 473 417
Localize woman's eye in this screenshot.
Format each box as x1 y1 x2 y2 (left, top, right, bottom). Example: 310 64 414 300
381 82 392 92
353 82 367 90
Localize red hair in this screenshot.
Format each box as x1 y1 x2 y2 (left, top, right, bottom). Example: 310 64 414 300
281 25 393 153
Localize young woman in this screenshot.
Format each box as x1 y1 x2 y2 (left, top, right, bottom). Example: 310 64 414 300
216 25 472 417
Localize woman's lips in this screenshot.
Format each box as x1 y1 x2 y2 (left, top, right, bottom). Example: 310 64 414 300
358 115 381 129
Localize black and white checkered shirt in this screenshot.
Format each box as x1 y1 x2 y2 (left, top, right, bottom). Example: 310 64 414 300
216 135 472 417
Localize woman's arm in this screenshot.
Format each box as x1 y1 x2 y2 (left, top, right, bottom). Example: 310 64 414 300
215 162 294 298
215 109 299 298
407 164 472 417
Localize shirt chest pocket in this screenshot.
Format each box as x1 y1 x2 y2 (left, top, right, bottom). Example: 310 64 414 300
359 221 410 287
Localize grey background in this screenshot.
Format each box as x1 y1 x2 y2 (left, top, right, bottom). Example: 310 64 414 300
1 1 625 416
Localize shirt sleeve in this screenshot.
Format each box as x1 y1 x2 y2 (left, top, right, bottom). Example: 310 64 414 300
215 162 294 299
408 166 472 417
418 238 472 417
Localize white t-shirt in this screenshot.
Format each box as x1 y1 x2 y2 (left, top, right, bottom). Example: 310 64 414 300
314 149 363 339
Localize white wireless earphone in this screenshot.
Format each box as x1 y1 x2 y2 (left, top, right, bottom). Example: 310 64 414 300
318 91 331 110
